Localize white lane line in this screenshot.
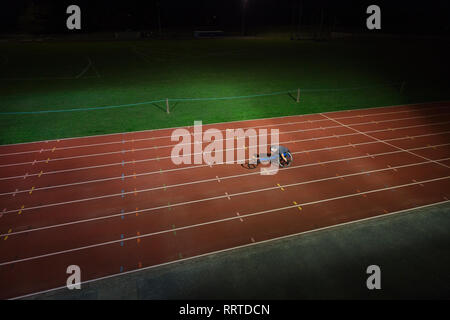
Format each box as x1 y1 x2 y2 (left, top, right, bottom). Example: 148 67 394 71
1 113 449 169
0 124 342 165
2 154 449 235
2 130 449 197
10 198 450 300
1 175 449 268
0 100 448 149
0 106 448 157
75 57 92 79
2 136 449 213
1 120 449 185
321 114 450 170
1 119 449 185
1 123 449 195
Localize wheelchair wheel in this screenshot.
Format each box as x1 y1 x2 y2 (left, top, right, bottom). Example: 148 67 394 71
279 152 293 168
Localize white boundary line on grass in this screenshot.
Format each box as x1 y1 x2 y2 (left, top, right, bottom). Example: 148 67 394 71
1 100 448 147
6 181 450 300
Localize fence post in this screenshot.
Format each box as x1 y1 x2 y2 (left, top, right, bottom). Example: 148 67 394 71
166 98 170 114
296 88 300 103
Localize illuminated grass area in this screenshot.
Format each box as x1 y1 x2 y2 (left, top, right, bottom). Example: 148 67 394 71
0 37 449 144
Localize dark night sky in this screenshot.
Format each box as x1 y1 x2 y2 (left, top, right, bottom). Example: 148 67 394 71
1 0 449 35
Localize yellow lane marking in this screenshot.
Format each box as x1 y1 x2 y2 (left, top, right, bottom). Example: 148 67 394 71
293 201 302 211
29 186 35 195
38 171 43 177
277 183 285 191
18 205 25 215
4 229 12 240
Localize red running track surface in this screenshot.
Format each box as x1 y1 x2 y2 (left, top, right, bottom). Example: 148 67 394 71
0 101 450 299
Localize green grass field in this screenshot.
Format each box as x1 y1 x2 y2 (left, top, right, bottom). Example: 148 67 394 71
0 37 449 144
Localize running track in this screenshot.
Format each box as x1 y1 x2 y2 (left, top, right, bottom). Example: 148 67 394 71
1 101 450 299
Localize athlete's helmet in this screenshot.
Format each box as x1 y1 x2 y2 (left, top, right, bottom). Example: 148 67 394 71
270 145 278 153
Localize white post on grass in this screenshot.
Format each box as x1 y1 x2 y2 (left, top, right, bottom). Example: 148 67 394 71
166 98 170 114
296 88 300 103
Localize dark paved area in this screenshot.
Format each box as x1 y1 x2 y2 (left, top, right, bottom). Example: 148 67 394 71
26 202 450 299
